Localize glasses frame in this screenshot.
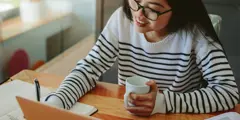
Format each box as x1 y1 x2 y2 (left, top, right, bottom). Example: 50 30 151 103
129 0 172 21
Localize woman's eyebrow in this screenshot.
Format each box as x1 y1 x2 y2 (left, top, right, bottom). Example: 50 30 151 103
148 2 165 8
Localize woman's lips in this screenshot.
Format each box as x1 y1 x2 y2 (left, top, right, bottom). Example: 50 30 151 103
135 18 148 27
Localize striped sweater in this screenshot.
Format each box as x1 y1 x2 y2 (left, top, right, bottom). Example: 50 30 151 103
45 7 239 113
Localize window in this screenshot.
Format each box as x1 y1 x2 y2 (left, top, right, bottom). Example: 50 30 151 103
0 0 20 21
0 0 19 8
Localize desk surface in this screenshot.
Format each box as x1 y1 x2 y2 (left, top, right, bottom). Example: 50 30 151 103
9 70 240 120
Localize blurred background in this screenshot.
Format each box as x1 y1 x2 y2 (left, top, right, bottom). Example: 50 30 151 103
0 0 239 96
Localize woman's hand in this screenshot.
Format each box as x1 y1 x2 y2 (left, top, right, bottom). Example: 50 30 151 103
125 80 159 117
42 95 64 109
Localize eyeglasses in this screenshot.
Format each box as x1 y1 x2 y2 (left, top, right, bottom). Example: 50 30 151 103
128 0 172 21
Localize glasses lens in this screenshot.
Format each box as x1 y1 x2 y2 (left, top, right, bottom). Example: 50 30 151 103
129 0 138 11
144 8 158 20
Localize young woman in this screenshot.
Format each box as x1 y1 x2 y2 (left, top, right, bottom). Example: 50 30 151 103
44 0 239 116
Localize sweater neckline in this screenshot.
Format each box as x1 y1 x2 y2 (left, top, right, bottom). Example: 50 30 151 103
139 32 173 46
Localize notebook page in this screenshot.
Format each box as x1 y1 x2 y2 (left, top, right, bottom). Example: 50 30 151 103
0 80 97 119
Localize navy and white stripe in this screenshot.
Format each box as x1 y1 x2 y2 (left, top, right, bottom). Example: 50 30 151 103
46 7 239 113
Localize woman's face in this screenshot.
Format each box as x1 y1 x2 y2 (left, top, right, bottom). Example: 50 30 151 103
129 0 172 33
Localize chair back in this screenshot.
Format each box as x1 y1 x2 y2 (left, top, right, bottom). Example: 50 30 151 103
209 14 222 36
7 49 29 77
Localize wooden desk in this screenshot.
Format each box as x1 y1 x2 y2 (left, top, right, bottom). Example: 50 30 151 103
9 70 240 120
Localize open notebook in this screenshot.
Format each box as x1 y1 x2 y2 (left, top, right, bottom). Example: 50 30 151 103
0 80 97 120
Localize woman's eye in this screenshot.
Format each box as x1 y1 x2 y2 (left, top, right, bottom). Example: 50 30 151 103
149 6 164 12
146 7 159 13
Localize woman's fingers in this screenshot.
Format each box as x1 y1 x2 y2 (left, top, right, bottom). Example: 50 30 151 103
128 97 154 108
132 113 151 117
130 92 154 101
146 80 158 92
125 106 152 113
128 93 155 108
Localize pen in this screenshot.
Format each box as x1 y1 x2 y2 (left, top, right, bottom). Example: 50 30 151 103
34 78 40 102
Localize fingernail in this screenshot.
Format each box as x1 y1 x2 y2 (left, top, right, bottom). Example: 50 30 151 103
151 80 155 84
147 80 153 84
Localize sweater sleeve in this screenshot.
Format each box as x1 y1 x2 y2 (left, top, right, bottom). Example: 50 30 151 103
163 35 239 113
44 8 122 109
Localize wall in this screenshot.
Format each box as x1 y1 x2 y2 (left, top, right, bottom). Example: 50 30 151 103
45 0 96 49
0 44 4 83
103 0 123 26
204 0 240 101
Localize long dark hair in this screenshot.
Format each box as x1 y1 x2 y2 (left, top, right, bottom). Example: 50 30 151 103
123 0 224 49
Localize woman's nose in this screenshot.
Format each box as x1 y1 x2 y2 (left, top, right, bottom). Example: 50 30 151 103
137 8 146 20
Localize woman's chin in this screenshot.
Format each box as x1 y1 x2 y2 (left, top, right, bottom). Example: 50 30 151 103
134 26 149 33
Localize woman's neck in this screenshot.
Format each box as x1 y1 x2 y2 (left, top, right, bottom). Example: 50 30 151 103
144 29 168 43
